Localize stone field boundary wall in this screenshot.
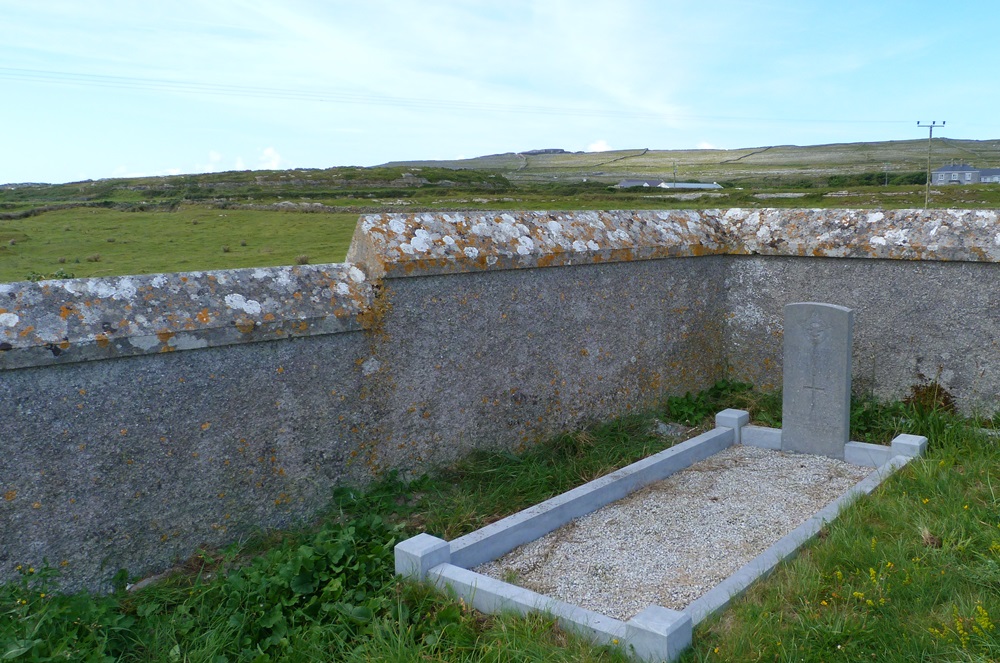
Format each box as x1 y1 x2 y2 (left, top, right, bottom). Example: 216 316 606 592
2 208 999 591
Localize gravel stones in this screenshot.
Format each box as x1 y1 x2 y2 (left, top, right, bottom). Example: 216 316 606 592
476 445 870 620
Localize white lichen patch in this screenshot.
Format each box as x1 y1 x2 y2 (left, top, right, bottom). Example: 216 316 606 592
224 294 263 315
0 312 19 327
85 278 138 301
348 266 366 283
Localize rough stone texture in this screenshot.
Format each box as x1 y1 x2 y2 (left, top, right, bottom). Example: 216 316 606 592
724 255 1000 412
358 258 726 468
349 209 1000 282
781 303 853 458
0 263 371 370
346 210 729 279
0 332 371 592
719 208 1000 262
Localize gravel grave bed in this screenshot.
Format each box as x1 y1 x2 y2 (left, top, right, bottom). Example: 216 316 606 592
475 444 872 620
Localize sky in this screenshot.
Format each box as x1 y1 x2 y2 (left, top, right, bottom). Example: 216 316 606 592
2 0 999 185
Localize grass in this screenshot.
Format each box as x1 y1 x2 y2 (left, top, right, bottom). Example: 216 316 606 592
0 206 358 283
3 382 998 661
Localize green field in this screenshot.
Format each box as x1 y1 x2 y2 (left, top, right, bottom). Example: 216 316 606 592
0 207 358 283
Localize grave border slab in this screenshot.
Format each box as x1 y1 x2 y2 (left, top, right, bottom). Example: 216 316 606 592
394 412 926 662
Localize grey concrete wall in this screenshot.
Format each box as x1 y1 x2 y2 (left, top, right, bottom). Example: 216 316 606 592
1 264 376 591
1 331 372 591
359 258 726 470
724 255 1000 412
5 208 1000 591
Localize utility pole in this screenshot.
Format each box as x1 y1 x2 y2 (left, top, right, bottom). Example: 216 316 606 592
917 121 945 208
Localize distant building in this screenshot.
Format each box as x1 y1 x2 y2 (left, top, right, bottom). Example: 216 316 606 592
932 164 1000 185
615 179 722 190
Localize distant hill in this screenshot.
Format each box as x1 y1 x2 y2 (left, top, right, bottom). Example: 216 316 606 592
382 139 1000 185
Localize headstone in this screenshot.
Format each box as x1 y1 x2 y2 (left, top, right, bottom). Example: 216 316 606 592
780 302 853 459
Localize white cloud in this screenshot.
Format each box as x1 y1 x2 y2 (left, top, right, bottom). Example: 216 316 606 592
195 150 225 173
697 141 718 150
257 147 282 170
587 139 613 152
234 157 246 170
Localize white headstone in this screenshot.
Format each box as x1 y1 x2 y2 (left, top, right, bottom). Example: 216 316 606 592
780 302 853 458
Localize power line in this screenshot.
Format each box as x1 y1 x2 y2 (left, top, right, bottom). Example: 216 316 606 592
0 66 916 126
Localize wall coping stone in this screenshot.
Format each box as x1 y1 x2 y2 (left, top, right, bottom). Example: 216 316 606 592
0 263 371 370
347 208 1000 279
5 207 1000 370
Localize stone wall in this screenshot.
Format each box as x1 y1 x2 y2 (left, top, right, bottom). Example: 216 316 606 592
2 208 1000 591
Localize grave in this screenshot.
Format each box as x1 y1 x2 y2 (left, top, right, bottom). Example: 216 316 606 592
394 303 927 662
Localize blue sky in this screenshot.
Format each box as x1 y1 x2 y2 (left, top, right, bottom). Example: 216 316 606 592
2 0 998 184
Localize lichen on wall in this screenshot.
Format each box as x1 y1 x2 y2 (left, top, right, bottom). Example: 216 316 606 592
346 210 730 278
0 263 372 369
719 208 1000 261
349 208 1000 282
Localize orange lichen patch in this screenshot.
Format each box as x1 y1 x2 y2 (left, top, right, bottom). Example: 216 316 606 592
58 340 70 350
201 422 211 431
235 319 256 334
293 292 302 300
263 313 276 322
32 502 41 509
19 326 35 337
196 308 212 323
156 330 175 343
94 333 110 348
276 366 284 374
59 305 76 320
3 490 15 501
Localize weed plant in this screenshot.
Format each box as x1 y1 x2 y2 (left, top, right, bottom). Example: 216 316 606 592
1 385 998 662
